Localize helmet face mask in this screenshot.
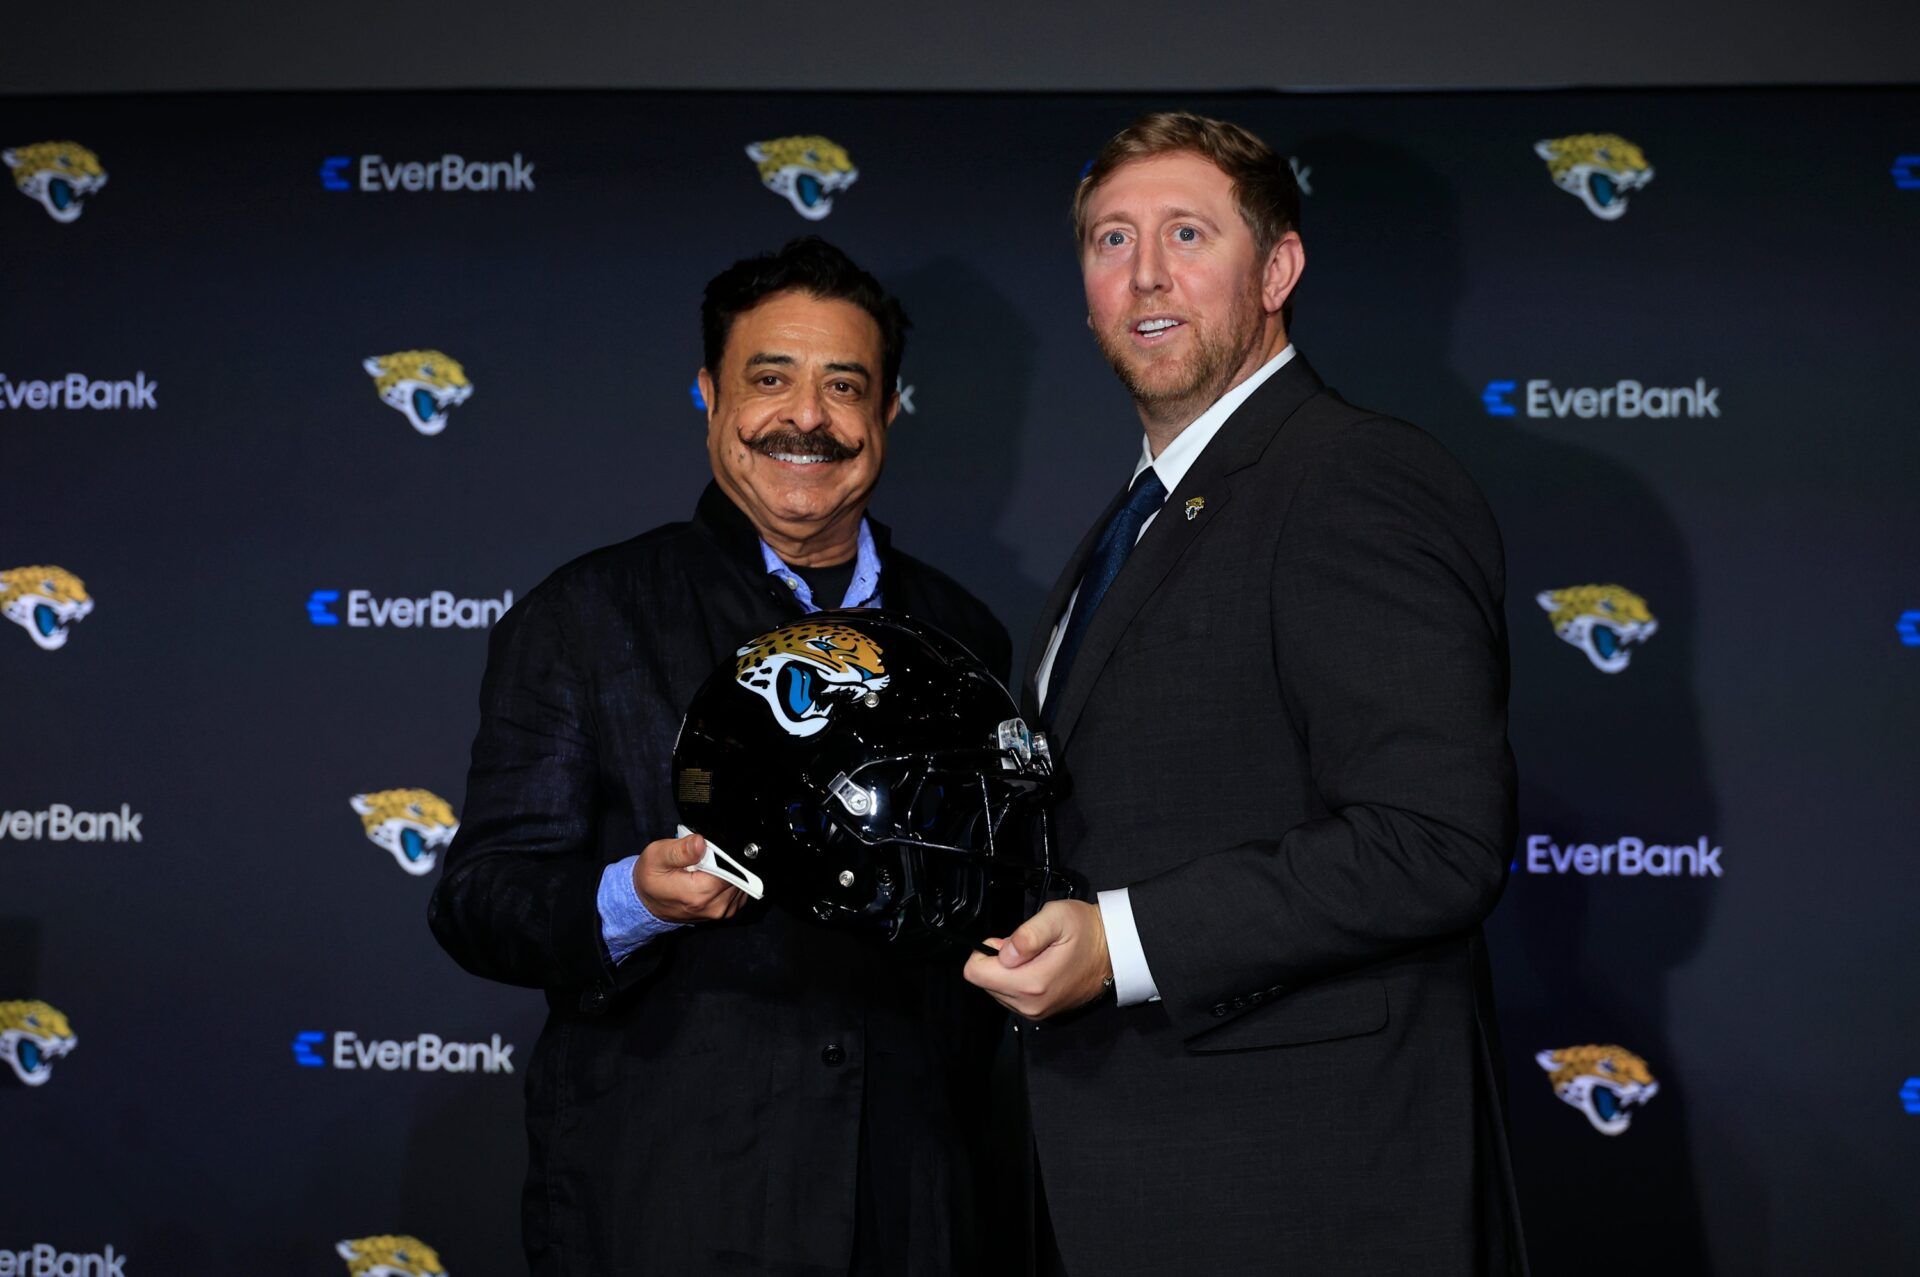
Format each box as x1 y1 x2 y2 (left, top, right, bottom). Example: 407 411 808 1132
674 610 1066 951
797 752 1056 943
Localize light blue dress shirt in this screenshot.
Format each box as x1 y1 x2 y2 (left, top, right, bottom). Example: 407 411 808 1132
596 519 883 963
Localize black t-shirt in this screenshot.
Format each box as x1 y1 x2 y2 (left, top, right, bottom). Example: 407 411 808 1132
790 557 857 609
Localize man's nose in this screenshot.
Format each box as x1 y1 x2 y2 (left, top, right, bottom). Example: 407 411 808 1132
784 383 830 430
1130 238 1170 295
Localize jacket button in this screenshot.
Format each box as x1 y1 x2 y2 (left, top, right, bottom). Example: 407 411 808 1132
821 1044 846 1066
580 989 607 1012
1248 990 1265 1003
1211 1004 1228 1017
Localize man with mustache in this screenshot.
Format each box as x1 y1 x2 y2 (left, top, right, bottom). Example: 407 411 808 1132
431 237 1009 1275
965 112 1526 1273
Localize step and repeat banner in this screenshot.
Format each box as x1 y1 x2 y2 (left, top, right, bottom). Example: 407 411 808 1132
4 88 1916 1273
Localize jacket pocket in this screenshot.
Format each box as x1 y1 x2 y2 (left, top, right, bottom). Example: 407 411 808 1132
1185 974 1387 1053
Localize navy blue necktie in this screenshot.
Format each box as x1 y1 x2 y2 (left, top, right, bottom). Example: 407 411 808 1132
1046 468 1168 707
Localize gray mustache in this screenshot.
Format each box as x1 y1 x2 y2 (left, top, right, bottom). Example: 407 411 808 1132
751 430 861 462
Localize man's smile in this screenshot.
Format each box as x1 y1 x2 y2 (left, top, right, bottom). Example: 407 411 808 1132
1130 315 1187 347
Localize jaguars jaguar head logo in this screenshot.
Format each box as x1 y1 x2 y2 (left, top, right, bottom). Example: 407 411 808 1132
336 1236 448 1276
0 1000 77 1087
746 135 858 221
350 789 460 876
1535 134 1654 221
1537 1044 1659 1135
1 565 94 651
363 351 473 436
1537 584 1657 674
3 141 108 222
735 621 889 738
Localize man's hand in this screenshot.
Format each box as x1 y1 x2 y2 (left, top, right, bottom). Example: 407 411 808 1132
634 832 746 923
963 899 1113 1021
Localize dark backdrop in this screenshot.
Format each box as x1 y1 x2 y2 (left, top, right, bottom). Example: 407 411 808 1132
3 87 1917 1274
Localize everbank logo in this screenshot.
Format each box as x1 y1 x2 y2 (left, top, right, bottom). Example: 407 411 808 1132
1523 834 1723 878
0 804 143 843
0 373 155 411
320 153 534 193
1483 378 1720 420
0 1244 125 1276
293 1030 515 1074
307 589 512 630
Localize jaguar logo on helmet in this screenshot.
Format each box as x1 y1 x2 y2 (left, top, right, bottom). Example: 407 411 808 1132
734 621 890 738
678 611 1069 950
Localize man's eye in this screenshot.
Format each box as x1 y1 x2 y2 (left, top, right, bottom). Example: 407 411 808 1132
1102 230 1126 247
1175 226 1199 243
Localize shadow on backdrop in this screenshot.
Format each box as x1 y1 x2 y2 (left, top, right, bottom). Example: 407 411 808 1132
1297 130 1723 1275
885 258 1048 680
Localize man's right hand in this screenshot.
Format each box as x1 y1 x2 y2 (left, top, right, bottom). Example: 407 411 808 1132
635 832 747 923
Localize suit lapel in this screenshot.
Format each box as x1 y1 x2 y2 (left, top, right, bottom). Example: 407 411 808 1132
1044 355 1326 749
1021 485 1128 716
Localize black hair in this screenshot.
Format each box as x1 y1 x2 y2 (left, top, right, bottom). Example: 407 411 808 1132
700 236 910 401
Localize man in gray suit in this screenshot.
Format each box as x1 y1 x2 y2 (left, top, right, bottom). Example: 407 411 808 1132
966 111 1527 1274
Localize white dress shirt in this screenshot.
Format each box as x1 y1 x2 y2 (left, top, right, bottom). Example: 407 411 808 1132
1036 344 1297 1005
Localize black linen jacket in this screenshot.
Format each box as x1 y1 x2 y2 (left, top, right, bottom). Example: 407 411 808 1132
429 483 1010 1276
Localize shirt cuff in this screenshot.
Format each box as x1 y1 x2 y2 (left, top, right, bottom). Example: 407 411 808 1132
598 855 685 964
1097 887 1161 1006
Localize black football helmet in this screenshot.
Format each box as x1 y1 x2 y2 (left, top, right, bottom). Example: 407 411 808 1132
672 609 1068 949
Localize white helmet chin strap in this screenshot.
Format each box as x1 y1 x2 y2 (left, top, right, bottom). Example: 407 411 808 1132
676 823 766 899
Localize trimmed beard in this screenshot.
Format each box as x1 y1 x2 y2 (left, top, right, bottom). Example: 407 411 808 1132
1096 280 1266 425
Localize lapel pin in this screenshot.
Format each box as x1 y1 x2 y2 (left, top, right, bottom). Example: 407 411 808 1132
1184 497 1206 521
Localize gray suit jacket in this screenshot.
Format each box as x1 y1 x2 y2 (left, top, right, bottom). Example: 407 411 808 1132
1021 355 1528 1274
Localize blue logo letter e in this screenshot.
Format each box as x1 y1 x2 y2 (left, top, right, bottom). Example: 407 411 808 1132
319 157 353 191
307 590 340 626
293 1031 328 1067
1482 380 1517 417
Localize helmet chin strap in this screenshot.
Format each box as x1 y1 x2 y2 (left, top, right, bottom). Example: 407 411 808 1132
676 824 766 899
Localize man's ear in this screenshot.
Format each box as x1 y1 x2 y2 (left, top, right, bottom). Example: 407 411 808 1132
1262 231 1305 317
695 367 718 429
885 391 902 430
